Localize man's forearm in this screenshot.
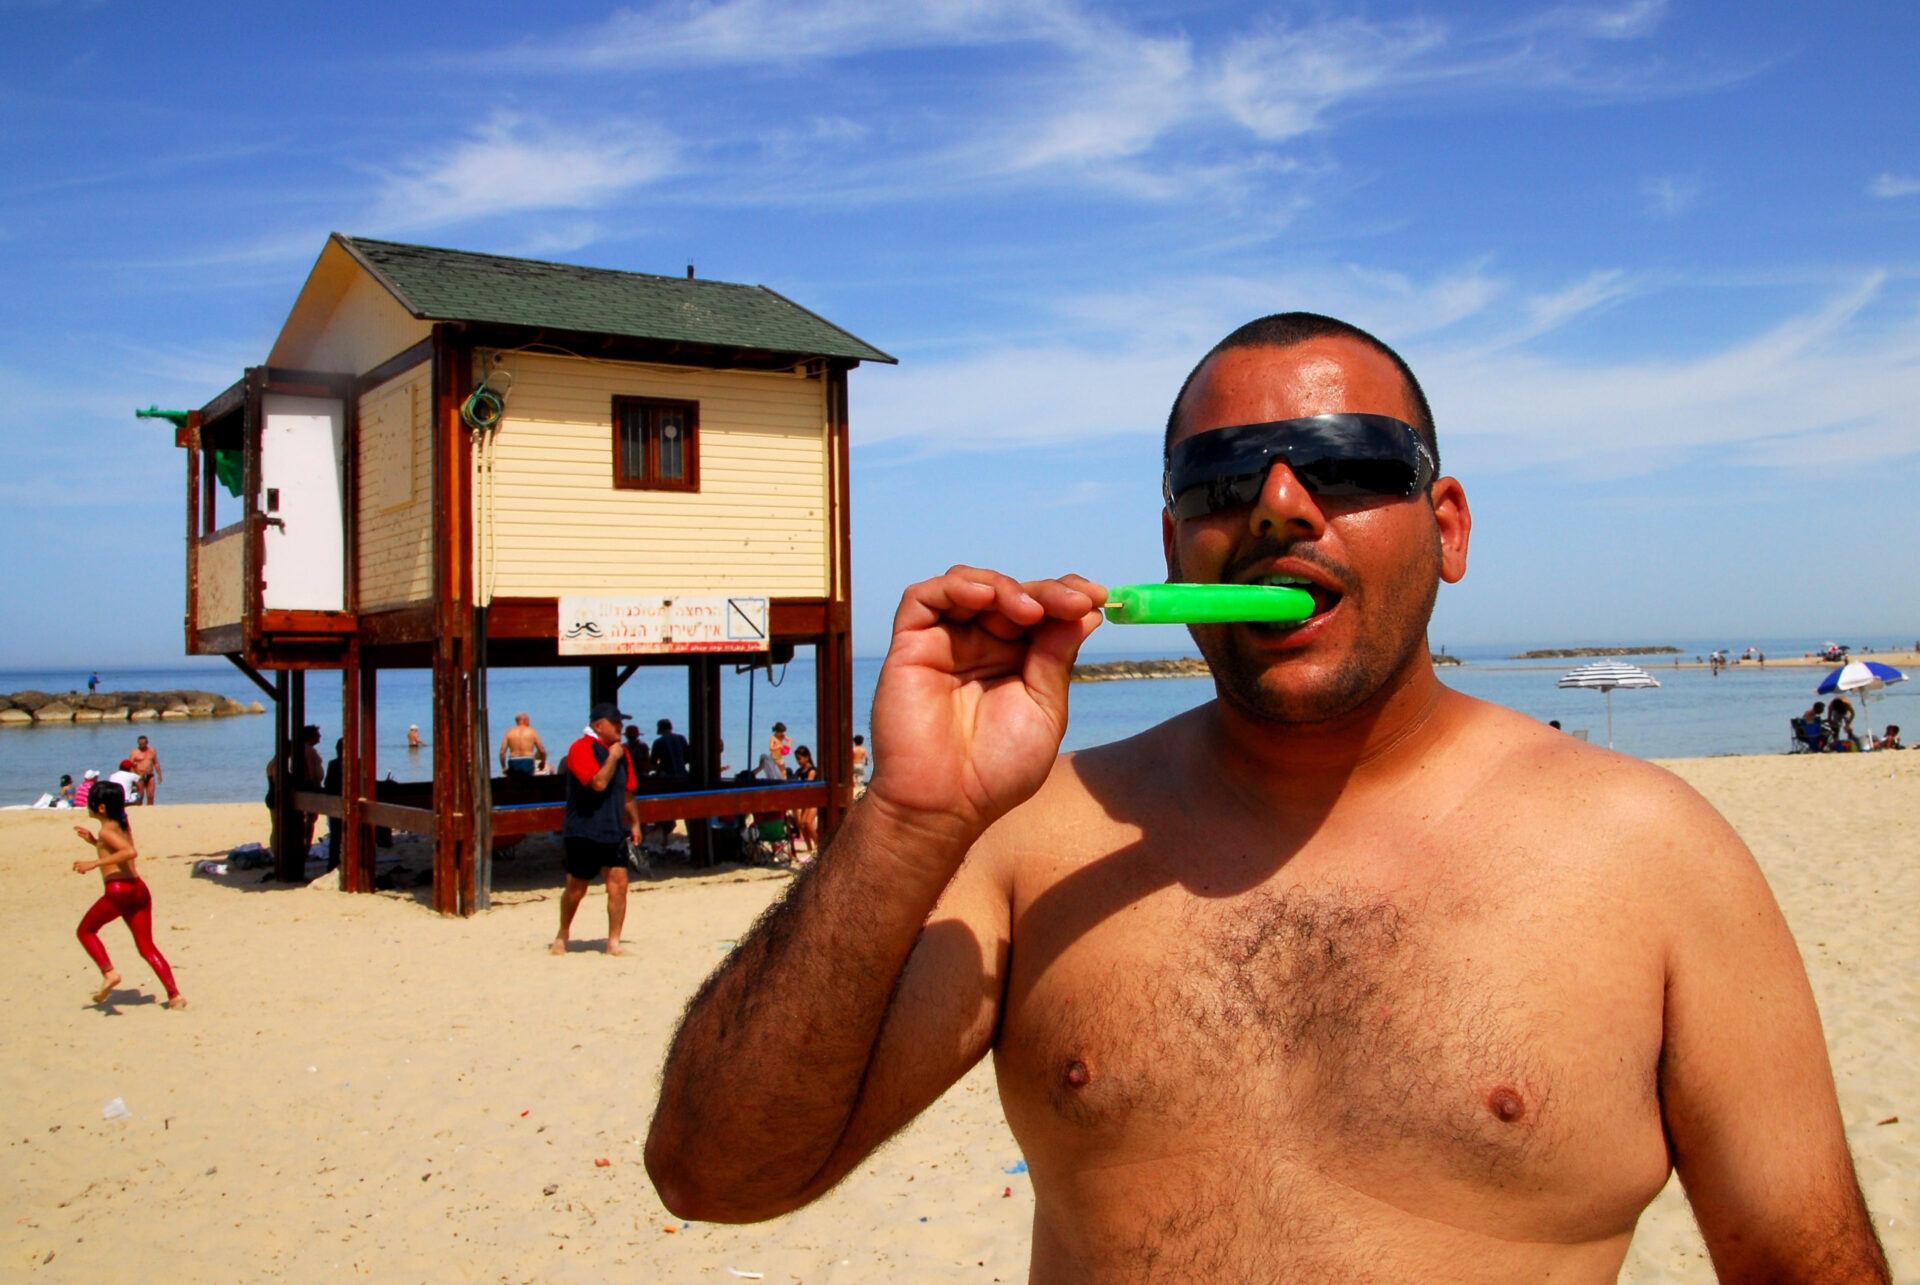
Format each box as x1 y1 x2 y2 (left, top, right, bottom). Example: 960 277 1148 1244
646 800 968 1220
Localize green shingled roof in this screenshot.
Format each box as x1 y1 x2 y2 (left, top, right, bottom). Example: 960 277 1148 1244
336 235 895 365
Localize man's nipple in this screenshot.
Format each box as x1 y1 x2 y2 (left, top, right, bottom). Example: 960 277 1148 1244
1486 1086 1526 1124
1064 1058 1092 1089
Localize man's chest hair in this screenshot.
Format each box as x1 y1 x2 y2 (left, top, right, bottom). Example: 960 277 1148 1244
1005 879 1602 1182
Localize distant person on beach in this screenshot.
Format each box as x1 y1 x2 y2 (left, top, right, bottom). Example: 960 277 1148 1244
73 769 98 810
108 760 142 803
407 724 422 750
300 725 325 850
128 735 160 805
623 723 648 778
500 713 548 777
554 702 642 956
1825 696 1857 750
54 774 75 806
650 718 691 781
790 745 819 855
323 739 343 872
850 734 868 793
767 722 792 774
649 311 1889 1281
71 781 184 1009
87 671 99 694
1875 724 1902 750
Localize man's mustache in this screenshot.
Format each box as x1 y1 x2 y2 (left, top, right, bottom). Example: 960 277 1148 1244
1221 536 1354 590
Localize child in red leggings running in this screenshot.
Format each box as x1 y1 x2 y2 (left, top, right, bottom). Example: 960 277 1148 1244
72 781 185 1009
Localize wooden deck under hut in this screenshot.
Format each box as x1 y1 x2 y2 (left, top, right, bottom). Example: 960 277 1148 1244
173 234 894 914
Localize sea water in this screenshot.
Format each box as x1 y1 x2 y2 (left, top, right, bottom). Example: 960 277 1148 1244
3 639 1912 805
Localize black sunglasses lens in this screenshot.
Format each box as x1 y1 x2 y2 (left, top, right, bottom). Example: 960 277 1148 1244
1290 454 1419 497
1165 415 1428 517
1171 472 1266 520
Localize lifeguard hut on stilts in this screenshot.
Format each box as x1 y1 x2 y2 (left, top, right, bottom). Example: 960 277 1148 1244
173 235 893 914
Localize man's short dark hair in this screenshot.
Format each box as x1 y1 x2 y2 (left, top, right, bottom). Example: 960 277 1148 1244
1164 312 1438 472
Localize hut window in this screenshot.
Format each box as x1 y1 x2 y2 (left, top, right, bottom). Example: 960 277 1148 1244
612 397 700 492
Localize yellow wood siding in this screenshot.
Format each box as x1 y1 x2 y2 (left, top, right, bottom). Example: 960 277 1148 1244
357 366 434 609
199 527 245 628
473 353 831 599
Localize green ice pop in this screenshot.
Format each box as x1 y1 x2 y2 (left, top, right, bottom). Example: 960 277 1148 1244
1103 582 1315 625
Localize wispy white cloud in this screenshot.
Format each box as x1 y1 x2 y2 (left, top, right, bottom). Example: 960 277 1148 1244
1209 17 1447 142
514 0 1079 68
1868 172 1920 198
1642 171 1702 215
855 266 1920 482
488 0 1715 207
369 112 675 231
1518 0 1669 41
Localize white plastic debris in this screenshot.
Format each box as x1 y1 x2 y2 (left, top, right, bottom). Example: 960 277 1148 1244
102 1098 131 1121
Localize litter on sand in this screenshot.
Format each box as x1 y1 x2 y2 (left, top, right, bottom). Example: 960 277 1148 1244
101 1098 131 1121
726 1270 764 1280
1004 1159 1028 1174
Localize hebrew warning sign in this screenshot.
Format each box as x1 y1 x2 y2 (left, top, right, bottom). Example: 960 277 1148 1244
557 595 770 655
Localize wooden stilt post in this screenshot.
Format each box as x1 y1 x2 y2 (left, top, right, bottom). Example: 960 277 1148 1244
687 657 717 866
276 670 307 882
349 663 378 891
429 324 477 916
471 608 492 914
270 668 291 875
341 645 365 892
821 364 856 838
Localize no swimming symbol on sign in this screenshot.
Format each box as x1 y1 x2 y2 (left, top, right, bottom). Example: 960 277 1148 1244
557 595 770 655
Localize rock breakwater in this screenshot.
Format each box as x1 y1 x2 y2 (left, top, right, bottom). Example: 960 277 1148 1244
0 689 263 726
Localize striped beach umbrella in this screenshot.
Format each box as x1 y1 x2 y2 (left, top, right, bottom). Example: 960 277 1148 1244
1815 660 1905 745
1557 661 1661 749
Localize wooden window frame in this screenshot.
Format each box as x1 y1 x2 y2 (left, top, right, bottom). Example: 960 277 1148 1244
612 396 701 492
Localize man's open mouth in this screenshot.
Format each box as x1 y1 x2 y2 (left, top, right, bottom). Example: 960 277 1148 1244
1247 573 1342 626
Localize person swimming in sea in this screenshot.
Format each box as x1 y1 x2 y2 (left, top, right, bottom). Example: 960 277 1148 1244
71 781 185 1009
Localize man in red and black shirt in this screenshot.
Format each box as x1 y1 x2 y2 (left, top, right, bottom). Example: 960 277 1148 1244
553 701 642 956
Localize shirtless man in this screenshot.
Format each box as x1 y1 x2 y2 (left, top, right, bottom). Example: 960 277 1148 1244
500 713 547 777
128 735 160 806
647 314 1887 1282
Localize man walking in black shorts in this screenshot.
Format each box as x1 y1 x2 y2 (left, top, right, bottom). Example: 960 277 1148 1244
553 701 642 956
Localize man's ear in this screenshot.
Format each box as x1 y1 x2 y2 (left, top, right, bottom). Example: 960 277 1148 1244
1431 476 1471 584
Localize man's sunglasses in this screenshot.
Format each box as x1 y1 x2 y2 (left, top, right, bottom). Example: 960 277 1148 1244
1163 414 1436 520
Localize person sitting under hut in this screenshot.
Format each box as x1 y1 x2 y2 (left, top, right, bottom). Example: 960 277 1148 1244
624 723 649 778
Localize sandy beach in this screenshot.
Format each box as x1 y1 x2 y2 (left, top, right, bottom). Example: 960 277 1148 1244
4 753 1915 1282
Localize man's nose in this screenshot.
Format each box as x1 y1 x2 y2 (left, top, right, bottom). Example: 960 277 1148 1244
1247 460 1328 540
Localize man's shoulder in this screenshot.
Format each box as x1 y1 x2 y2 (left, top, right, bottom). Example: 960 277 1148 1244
1453 698 1752 894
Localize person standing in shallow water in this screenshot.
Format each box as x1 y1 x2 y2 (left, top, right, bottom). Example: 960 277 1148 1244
72 781 184 1009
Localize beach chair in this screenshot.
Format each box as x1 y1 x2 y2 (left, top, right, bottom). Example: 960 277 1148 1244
743 815 796 867
1788 718 1825 753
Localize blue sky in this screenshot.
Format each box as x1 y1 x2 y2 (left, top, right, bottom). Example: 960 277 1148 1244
3 0 1916 666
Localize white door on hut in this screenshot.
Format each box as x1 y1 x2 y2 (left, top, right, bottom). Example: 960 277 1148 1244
259 393 346 611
